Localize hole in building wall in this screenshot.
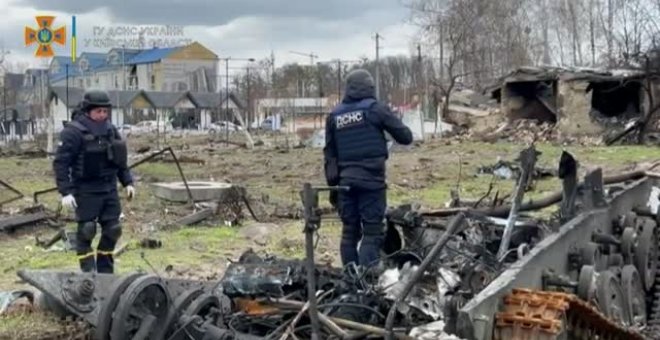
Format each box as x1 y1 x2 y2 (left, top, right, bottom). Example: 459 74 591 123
588 81 642 119
490 88 502 104
504 80 557 123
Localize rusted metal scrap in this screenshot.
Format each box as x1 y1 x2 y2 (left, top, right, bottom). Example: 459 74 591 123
18 152 660 340
20 249 428 340
0 179 23 207
422 163 654 218
497 145 538 260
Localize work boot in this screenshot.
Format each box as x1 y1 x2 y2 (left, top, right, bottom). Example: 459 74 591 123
78 253 96 272
96 251 115 274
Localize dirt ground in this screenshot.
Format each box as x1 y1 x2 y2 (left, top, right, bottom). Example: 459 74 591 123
1 131 659 338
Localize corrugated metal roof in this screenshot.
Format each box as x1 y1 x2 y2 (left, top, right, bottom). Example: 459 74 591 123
188 91 245 109
188 91 223 108
127 47 180 65
49 56 81 82
49 86 243 110
49 86 86 107
144 91 194 108
106 90 150 107
81 52 108 69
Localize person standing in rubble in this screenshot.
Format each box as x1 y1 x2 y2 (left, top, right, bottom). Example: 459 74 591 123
324 69 413 268
53 89 135 274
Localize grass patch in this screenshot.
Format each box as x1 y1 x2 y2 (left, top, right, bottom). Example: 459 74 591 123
0 311 73 338
114 225 241 273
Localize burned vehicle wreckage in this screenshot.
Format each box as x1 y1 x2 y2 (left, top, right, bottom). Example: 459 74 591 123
17 146 660 339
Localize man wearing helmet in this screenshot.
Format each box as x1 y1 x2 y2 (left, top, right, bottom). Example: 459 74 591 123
324 69 413 269
53 89 135 273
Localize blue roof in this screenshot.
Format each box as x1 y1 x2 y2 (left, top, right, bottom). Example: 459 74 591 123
127 47 180 65
80 52 108 69
49 56 81 82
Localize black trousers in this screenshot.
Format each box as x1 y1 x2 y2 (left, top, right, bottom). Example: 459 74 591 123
337 186 386 267
74 190 122 273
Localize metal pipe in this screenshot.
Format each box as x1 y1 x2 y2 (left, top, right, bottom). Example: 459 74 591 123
422 166 652 218
226 58 229 147
0 179 24 206
66 64 69 121
497 147 537 260
384 213 466 340
33 147 196 206
301 183 321 340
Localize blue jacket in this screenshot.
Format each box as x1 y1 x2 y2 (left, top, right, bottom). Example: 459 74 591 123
53 114 133 195
324 79 412 189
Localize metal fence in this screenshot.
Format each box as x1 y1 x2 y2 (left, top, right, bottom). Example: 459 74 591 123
0 120 39 145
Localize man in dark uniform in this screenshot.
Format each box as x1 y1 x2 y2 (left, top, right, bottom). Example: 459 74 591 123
324 69 413 268
53 89 135 273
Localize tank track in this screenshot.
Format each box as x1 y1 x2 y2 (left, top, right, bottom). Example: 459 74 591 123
644 230 660 339
494 288 645 340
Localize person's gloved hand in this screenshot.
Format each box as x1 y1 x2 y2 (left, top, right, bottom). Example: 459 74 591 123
126 185 135 200
61 194 77 210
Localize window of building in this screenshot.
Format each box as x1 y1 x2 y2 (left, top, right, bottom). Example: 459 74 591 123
86 78 91 87
79 59 89 72
151 75 156 89
115 75 119 88
108 52 118 65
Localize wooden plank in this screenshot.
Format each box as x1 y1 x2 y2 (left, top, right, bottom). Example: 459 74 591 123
173 208 215 226
0 212 49 232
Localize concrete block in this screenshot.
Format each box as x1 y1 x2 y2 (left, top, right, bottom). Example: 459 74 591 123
151 181 234 203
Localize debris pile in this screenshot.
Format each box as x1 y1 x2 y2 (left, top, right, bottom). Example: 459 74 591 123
17 249 451 340
453 119 606 145
477 159 556 181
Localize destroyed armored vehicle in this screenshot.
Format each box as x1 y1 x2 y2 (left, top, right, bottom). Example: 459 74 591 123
17 147 660 339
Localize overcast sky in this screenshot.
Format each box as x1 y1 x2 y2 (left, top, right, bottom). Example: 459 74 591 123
0 0 418 72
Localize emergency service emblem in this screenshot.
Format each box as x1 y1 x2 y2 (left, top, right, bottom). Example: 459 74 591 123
336 110 365 129
25 16 66 57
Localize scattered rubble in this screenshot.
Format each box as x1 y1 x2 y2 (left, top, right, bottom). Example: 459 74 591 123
0 146 48 159
16 156 660 339
477 157 556 180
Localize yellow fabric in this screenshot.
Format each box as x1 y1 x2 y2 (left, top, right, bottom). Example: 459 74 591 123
77 252 94 260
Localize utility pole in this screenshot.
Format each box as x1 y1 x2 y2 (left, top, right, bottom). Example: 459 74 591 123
289 50 319 98
219 57 255 147
336 60 341 99
246 66 251 127
417 44 425 140
66 64 70 121
438 21 444 82
375 33 382 100
122 44 126 90
43 68 52 155
289 51 319 135
0 48 9 138
225 58 230 146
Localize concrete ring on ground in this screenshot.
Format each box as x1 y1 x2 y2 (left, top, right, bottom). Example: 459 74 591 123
150 181 234 203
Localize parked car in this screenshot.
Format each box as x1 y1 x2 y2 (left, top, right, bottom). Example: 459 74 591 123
251 115 282 131
119 124 134 134
208 121 243 135
125 120 173 134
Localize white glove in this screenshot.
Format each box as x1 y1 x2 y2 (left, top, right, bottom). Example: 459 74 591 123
126 185 135 200
61 194 77 210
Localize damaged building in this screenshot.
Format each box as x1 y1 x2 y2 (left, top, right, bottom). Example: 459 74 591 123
494 66 660 136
